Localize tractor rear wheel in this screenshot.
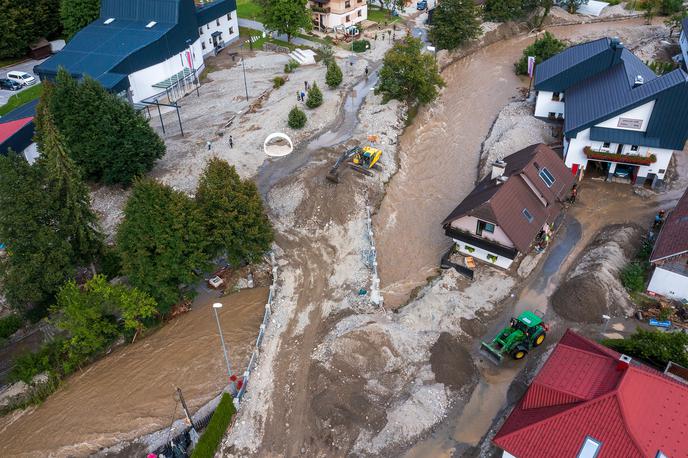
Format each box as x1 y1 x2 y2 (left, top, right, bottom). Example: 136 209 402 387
511 347 528 360
533 332 546 347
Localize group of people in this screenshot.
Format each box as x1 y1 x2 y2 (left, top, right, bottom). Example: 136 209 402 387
296 80 310 102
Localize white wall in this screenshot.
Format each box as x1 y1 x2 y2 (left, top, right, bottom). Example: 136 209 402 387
534 90 565 118
198 10 239 56
322 5 367 28
450 215 515 248
595 100 655 132
648 267 688 300
681 31 688 69
452 239 513 269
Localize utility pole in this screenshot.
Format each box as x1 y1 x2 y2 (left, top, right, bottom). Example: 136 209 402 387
176 387 197 431
241 56 249 101
212 303 237 395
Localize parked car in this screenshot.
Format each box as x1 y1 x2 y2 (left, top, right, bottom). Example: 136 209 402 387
417 0 428 9
0 78 22 91
613 164 633 179
6 71 36 86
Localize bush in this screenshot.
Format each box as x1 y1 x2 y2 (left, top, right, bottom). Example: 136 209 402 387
647 60 676 75
326 61 343 88
0 314 23 339
99 245 123 279
319 44 335 66
10 339 64 384
273 76 286 88
515 32 567 75
191 393 237 458
288 106 307 128
305 82 323 108
284 59 300 73
352 40 370 53
602 328 688 369
620 262 646 292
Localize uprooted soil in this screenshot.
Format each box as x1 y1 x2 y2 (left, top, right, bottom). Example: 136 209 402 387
551 224 643 323
430 332 476 390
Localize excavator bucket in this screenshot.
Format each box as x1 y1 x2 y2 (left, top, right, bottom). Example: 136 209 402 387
326 170 340 183
480 341 505 365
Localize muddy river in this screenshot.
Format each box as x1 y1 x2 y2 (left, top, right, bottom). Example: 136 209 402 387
0 288 267 457
374 18 654 308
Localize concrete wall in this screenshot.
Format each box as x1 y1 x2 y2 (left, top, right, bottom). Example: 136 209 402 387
450 215 515 248
595 100 655 132
534 90 565 118
647 266 688 300
452 239 513 269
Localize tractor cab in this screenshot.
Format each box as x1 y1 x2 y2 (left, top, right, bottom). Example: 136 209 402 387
481 310 547 364
353 146 382 169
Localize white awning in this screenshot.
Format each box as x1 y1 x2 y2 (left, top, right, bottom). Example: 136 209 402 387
577 0 609 16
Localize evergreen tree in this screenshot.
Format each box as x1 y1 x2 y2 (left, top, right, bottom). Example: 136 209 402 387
326 61 343 88
0 154 74 308
377 36 445 105
116 179 208 312
60 0 100 39
288 106 307 128
0 0 61 58
429 0 481 51
262 0 312 43
36 108 103 264
196 158 273 264
483 0 525 21
36 69 166 185
306 82 323 108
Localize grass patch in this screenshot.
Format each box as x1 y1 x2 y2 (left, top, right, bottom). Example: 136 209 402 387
199 63 219 82
191 393 237 458
295 32 332 46
237 0 263 20
367 6 401 24
0 56 27 68
0 84 43 116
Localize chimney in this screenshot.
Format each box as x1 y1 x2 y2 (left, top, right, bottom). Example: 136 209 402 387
633 75 644 87
616 354 632 371
495 176 509 185
491 159 507 181
610 37 624 65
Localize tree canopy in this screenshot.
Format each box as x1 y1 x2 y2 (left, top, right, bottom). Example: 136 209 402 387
36 69 166 185
116 179 208 312
376 36 445 105
326 61 343 88
0 0 61 58
60 0 100 39
483 0 526 22
262 0 312 42
196 158 273 265
514 31 567 75
602 328 688 369
429 0 482 51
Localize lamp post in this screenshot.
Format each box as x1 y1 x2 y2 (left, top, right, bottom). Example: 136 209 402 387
212 303 236 394
241 56 249 101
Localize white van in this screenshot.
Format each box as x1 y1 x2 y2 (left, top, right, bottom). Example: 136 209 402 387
6 71 36 86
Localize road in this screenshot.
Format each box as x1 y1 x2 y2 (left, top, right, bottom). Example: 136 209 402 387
0 58 45 108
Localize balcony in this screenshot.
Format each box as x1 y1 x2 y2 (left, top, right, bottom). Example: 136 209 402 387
444 226 518 260
583 146 656 166
311 5 331 12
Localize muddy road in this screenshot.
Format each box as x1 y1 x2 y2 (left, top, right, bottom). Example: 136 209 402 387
0 288 268 457
374 17 664 308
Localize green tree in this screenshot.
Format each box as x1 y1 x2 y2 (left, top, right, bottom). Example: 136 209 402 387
515 32 567 75
665 8 688 37
288 106 307 128
483 0 524 21
117 179 208 312
0 154 74 308
0 0 61 59
36 69 166 185
60 0 100 39
602 329 688 369
326 61 343 88
196 159 273 264
306 81 323 108
660 0 682 15
561 0 585 13
36 108 103 264
377 36 445 105
320 44 336 66
429 0 481 51
642 0 661 22
262 0 312 43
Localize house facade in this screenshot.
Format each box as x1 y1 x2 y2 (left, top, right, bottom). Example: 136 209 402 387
647 188 688 300
310 0 367 32
442 144 573 269
35 0 239 104
680 18 688 68
494 329 687 458
534 37 688 188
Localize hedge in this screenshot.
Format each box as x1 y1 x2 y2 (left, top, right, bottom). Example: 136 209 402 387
191 393 237 458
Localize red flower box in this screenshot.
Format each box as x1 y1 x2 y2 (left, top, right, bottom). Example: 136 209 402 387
583 146 655 166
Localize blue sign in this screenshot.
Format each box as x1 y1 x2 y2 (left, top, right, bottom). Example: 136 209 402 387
649 319 671 328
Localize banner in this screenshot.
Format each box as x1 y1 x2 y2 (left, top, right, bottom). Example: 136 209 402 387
527 56 536 78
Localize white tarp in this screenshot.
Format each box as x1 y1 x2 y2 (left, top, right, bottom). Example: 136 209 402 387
577 0 609 16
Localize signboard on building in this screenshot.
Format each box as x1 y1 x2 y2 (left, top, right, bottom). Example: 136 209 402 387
617 118 643 129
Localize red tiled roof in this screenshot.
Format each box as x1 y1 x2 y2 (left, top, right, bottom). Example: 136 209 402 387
493 329 688 458
650 188 688 262
0 117 33 144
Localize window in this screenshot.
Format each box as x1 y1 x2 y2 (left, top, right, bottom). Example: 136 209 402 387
216 18 220 26
548 112 555 119
539 167 555 187
522 208 534 223
202 41 206 50
345 0 351 6
346 14 351 21
146 21 157 28
229 26 234 35
552 92 560 101
476 220 495 236
207 24 210 30
227 13 231 20
358 9 362 16
577 437 601 458
209 38 212 44
199 27 204 35
630 145 639 151
602 142 610 149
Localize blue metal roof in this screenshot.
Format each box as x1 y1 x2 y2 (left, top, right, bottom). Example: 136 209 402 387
589 127 662 148
0 99 38 123
534 38 612 91
197 0 236 25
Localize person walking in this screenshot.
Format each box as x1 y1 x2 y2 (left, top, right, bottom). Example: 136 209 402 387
300 90 306 102
364 66 369 78
229 135 233 149
297 90 301 101
207 141 212 151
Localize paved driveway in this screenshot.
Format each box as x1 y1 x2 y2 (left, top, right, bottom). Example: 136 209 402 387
0 58 46 108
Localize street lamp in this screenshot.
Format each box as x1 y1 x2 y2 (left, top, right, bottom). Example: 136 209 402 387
212 302 236 394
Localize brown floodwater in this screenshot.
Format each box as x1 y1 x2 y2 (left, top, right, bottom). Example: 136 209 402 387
374 18 654 308
0 288 268 457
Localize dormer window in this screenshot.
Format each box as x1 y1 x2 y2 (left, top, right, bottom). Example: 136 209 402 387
104 18 115 24
476 220 495 236
146 21 157 28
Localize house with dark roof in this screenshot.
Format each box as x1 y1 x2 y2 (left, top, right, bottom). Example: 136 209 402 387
680 18 688 68
647 188 688 300
534 37 688 188
0 99 39 163
442 144 574 269
34 0 238 103
493 329 688 458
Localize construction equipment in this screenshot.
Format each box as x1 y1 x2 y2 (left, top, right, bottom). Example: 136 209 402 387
326 145 382 183
481 310 547 364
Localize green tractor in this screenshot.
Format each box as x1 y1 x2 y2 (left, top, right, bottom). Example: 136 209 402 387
481 310 547 363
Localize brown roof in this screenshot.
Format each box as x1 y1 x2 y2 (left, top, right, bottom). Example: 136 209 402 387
650 188 688 262
442 144 574 252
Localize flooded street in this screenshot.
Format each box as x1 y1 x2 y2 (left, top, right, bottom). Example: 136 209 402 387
0 288 268 457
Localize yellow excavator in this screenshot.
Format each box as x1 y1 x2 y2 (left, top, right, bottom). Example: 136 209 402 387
326 145 382 183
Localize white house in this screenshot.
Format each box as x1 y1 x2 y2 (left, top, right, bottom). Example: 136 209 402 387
680 18 688 67
310 0 368 32
534 37 688 188
35 0 239 104
647 188 688 301
442 144 573 269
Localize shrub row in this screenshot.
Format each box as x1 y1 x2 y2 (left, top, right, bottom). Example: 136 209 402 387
191 393 237 458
